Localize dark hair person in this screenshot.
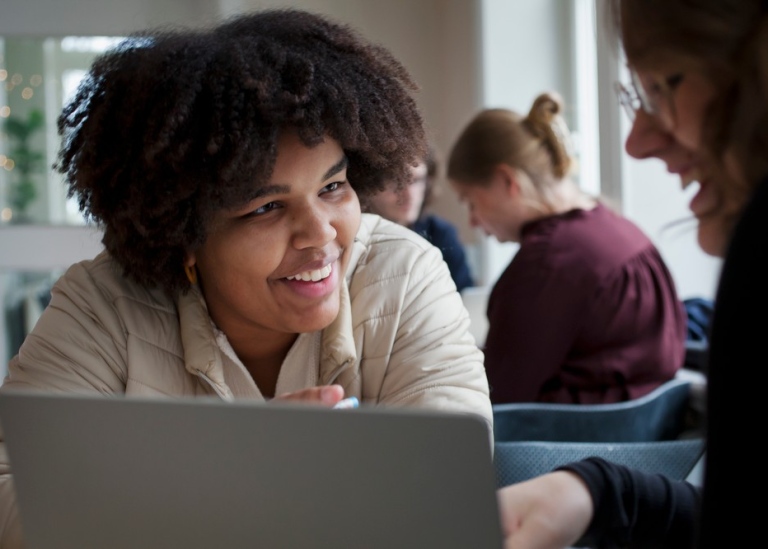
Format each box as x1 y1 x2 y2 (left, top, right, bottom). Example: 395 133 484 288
0 10 492 546
495 1 768 547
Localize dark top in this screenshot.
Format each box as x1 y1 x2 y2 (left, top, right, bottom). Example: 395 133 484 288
411 214 475 292
559 176 768 548
484 203 686 404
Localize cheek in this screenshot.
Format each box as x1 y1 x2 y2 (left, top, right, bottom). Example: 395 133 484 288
200 231 277 282
674 77 718 151
339 194 362 239
410 183 427 203
472 204 490 225
474 196 495 220
673 110 705 151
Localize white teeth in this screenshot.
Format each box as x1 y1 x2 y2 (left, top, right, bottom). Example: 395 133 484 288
680 169 701 190
286 264 332 282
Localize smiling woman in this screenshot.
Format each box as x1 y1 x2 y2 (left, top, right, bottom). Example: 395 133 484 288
0 9 492 547
187 131 362 394
495 1 768 547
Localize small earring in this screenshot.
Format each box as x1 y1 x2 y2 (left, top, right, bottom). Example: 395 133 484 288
184 265 198 285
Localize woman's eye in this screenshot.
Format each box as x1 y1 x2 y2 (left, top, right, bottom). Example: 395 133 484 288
649 73 683 96
665 73 684 90
321 180 345 194
252 201 280 216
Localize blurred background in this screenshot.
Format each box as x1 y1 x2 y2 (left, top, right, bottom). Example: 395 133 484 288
0 0 722 374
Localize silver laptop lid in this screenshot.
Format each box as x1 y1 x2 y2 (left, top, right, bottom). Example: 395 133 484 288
0 391 501 549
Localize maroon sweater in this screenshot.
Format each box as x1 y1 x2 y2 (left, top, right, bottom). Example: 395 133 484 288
483 203 686 404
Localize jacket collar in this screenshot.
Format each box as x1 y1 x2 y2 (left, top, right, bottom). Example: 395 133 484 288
178 286 233 398
317 216 374 389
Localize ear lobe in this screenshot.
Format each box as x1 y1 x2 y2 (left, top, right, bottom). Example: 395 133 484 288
183 253 196 268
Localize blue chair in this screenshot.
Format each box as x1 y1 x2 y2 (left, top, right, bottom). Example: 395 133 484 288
494 438 705 488
492 378 706 488
493 378 699 443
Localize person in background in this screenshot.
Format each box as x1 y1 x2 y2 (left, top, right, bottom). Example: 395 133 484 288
364 145 476 292
447 92 686 404
496 0 766 547
0 10 492 547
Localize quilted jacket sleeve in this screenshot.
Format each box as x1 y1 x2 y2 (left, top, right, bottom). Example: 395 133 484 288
348 217 492 433
0 256 130 548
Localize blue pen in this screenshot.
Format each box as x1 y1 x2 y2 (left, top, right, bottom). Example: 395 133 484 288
332 396 359 409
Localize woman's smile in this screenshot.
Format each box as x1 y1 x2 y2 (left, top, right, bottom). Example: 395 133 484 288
281 260 339 299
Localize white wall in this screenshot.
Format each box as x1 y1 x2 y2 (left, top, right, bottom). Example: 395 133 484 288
477 0 576 287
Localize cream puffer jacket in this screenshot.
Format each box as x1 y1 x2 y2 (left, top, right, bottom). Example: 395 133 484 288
0 214 491 548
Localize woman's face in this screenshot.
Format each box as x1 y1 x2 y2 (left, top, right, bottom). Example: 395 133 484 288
366 161 428 226
187 130 361 340
451 174 521 243
623 65 742 256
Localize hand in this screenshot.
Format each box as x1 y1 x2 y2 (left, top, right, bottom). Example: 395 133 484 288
273 384 345 407
497 471 594 549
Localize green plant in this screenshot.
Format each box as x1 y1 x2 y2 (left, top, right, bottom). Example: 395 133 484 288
3 108 45 215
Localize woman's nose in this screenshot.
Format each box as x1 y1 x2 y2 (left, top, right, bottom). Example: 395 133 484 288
291 205 337 249
624 109 671 160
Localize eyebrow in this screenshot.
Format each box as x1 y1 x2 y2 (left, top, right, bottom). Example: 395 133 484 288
323 155 348 181
249 155 349 201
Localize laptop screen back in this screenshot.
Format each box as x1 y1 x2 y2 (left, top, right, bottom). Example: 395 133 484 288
0 392 502 549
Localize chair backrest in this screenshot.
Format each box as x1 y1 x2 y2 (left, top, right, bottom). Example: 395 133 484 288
493 378 694 443
493 438 706 488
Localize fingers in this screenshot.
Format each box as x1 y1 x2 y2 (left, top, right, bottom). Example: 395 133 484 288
275 384 345 406
497 472 592 549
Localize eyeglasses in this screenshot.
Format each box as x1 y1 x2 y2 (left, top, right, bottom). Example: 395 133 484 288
614 70 657 121
614 69 683 123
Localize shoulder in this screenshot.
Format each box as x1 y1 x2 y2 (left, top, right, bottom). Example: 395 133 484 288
417 214 456 231
54 251 176 316
352 214 439 266
521 203 653 265
413 214 460 240
347 213 454 295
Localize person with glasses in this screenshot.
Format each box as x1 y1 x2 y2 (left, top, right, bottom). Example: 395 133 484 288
363 144 476 293
495 1 766 547
447 91 686 404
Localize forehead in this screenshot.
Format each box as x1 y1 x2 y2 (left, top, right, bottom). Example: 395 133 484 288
628 47 712 76
269 131 345 182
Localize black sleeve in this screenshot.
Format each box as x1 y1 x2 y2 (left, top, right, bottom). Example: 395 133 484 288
698 177 768 548
557 457 700 548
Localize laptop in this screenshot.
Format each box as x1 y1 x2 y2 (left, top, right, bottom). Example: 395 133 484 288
0 391 502 549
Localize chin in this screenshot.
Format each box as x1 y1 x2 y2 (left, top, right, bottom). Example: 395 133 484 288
697 222 728 258
297 303 341 334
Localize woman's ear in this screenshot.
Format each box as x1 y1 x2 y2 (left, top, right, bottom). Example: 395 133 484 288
183 253 198 286
493 164 521 198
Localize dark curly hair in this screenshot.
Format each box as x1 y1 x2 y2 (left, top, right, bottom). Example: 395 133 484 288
56 8 426 294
